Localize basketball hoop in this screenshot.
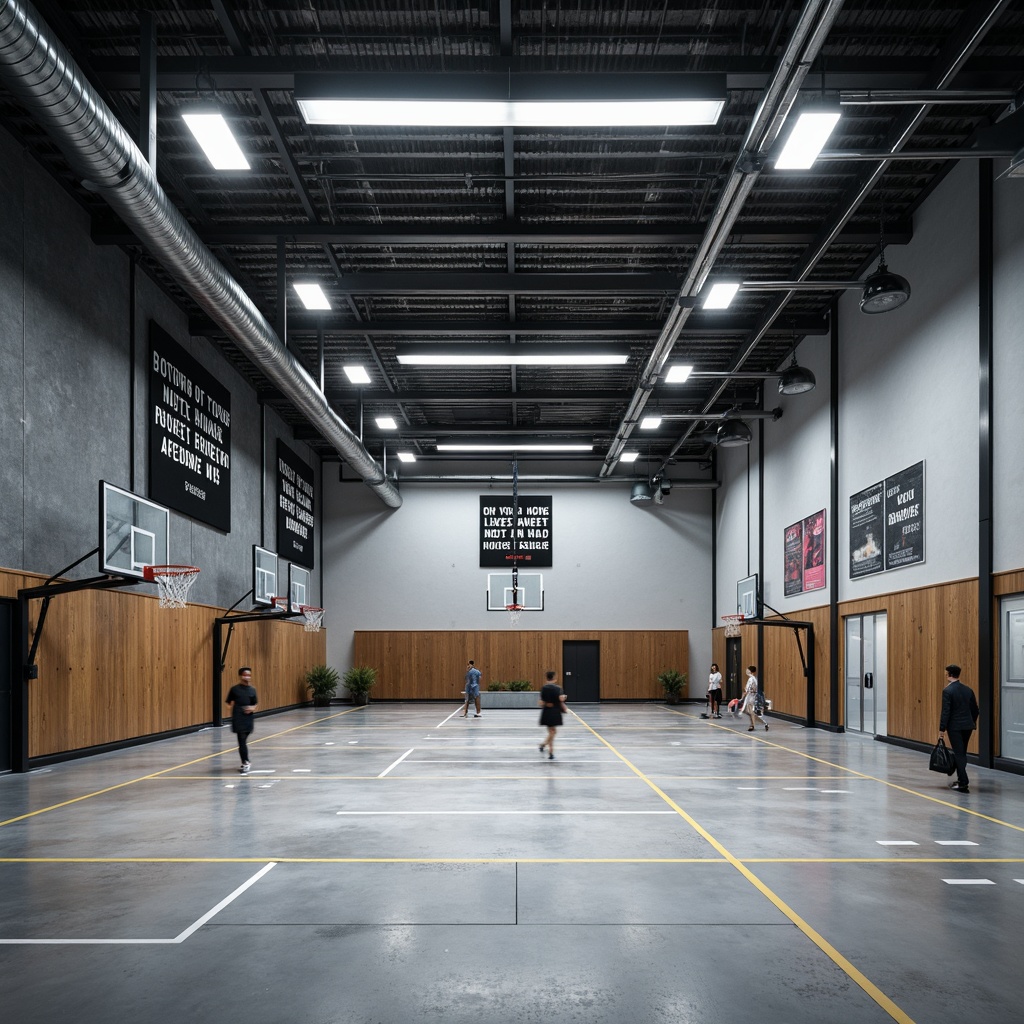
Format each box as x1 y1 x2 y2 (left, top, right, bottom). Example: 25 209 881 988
505 603 524 627
143 564 200 609
271 596 290 612
300 605 325 632
722 613 745 638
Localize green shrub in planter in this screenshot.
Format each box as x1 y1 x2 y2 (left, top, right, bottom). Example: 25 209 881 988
343 665 377 705
658 669 687 703
306 664 340 707
508 680 533 691
487 681 506 691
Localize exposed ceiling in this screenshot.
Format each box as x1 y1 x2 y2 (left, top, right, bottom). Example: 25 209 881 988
2 0 1022 486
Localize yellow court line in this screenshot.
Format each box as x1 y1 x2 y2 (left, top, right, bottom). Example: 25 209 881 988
659 706 1024 834
574 711 916 1024
0 706 366 829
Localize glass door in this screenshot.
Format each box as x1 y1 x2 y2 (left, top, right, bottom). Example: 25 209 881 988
844 612 888 736
1000 596 1024 762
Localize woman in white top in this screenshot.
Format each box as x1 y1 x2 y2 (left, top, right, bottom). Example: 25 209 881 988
707 664 723 718
741 665 768 732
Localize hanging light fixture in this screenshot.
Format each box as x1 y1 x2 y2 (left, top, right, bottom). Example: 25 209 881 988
716 418 752 447
778 332 816 395
860 198 911 314
630 480 655 505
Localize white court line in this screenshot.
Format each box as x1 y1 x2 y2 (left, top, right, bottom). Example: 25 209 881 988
736 786 763 790
0 862 277 945
437 708 463 728
942 879 995 885
783 787 818 791
335 810 676 815
935 840 978 846
293 769 311 773
1015 879 1024 885
820 789 850 793
379 749 414 778
877 841 919 846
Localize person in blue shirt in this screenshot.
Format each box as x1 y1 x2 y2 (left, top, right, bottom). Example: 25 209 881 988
459 659 483 718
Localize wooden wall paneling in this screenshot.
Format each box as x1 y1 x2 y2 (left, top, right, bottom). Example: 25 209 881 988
761 606 831 723
353 631 688 701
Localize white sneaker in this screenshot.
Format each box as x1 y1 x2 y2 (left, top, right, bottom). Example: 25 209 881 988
240 762 251 774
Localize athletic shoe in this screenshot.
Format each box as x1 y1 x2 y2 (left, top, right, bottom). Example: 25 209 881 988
239 763 251 775
764 724 769 731
539 744 546 753
548 753 554 760
473 714 482 718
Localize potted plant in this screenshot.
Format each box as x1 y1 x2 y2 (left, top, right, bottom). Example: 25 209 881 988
344 664 377 706
306 663 340 707
658 669 687 704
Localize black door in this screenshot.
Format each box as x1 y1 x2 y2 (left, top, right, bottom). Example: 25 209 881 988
725 636 743 703
0 600 12 772
562 640 599 702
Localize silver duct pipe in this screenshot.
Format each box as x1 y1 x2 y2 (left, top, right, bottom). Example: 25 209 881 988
0 0 401 508
381 475 719 488
600 0 847 476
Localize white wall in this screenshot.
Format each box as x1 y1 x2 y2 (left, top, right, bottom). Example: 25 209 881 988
992 164 1024 572
323 463 714 679
837 160 980 600
714 432 761 619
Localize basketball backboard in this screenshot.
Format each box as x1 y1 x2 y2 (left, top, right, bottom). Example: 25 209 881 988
288 563 311 612
100 481 169 579
737 573 759 619
253 546 278 606
486 571 544 611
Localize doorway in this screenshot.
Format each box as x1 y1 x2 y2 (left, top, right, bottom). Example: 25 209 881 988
0 600 12 772
725 636 743 702
844 612 888 736
999 595 1024 762
562 640 599 702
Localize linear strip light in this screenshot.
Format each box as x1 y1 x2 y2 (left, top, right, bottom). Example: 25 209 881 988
293 282 331 310
397 346 628 366
181 112 249 170
436 443 593 452
774 109 841 169
296 73 725 128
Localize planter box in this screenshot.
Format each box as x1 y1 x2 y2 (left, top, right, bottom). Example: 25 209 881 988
479 691 539 709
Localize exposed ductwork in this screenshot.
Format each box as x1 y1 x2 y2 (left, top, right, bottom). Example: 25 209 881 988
0 0 401 508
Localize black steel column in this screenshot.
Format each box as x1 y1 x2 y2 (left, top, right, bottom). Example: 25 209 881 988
757 411 764 683
977 159 994 766
829 301 841 729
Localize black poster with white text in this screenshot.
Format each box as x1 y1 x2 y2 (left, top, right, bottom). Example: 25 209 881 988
884 461 925 570
149 323 231 532
276 441 315 569
480 496 553 567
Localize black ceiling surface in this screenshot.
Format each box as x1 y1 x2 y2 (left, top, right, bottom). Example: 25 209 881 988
2 1 1022 479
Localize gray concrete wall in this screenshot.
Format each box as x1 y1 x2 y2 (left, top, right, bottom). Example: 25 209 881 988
0 124 321 610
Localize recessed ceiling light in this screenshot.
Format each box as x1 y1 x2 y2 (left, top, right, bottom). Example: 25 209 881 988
293 282 331 310
396 347 628 366
181 112 249 170
702 282 739 309
344 365 371 385
620 451 640 463
774 109 841 170
396 452 416 463
376 416 398 430
665 364 693 383
640 416 662 429
435 443 593 452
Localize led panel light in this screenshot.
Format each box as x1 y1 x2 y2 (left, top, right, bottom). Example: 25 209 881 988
343 365 371 385
181 112 249 170
397 452 416 463
640 416 662 429
375 416 398 430
396 347 628 366
436 443 593 452
774 110 841 170
665 364 694 383
702 282 739 309
293 283 331 310
296 73 726 128
620 451 640 463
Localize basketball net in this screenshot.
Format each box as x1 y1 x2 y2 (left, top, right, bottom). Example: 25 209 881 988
301 606 324 632
722 614 744 638
143 565 200 609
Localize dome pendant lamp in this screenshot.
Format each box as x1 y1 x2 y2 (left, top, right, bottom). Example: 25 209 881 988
860 201 911 314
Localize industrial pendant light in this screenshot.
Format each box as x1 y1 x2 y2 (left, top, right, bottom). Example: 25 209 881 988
630 480 655 504
716 417 752 447
860 200 911 314
778 360 817 394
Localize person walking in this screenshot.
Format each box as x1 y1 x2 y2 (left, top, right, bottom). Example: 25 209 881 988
459 659 483 718
226 666 259 774
740 665 768 732
939 663 979 793
538 670 567 760
707 663 723 719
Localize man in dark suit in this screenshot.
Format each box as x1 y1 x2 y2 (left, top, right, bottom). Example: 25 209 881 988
939 663 980 793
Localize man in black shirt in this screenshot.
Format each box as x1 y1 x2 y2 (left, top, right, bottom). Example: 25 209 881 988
538 670 567 760
939 663 979 793
226 666 259 774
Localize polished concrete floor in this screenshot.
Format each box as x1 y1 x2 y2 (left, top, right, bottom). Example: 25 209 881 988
1 703 1022 1024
